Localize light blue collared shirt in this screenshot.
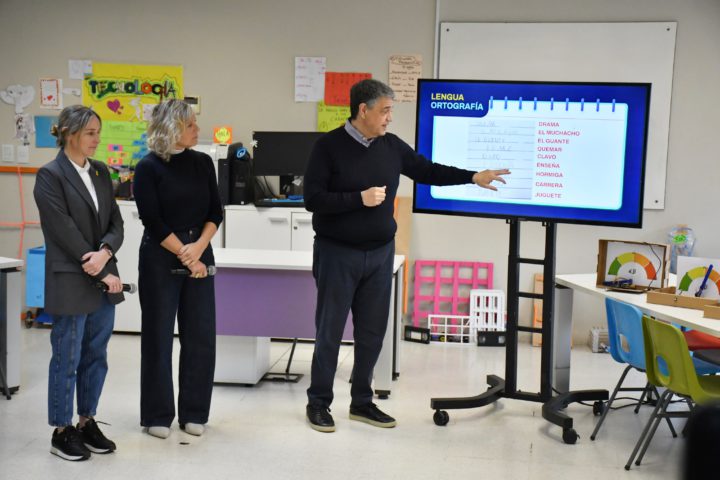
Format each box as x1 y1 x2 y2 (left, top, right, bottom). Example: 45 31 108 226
344 120 375 148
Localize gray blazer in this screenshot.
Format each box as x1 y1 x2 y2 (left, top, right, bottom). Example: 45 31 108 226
33 150 124 315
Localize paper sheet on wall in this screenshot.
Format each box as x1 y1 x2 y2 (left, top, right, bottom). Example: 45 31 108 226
295 57 326 102
389 54 422 102
324 72 371 106
40 78 63 109
68 59 93 80
317 102 350 132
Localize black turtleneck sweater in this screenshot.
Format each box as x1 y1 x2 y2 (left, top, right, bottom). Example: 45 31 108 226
304 127 475 250
133 149 223 243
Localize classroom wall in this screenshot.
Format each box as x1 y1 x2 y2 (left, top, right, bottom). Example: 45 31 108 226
0 0 717 346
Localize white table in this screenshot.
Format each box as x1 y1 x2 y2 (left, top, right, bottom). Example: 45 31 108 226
213 248 405 396
552 273 720 392
0 257 23 397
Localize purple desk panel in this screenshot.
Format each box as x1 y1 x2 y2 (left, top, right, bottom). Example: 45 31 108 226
215 267 353 340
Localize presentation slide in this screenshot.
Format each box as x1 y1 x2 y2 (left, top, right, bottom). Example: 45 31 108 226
414 80 650 227
430 100 627 209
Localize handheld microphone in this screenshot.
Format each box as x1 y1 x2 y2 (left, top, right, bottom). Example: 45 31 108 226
96 282 137 294
170 265 217 276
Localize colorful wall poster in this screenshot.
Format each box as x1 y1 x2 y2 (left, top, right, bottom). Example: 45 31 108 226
82 63 183 165
95 121 149 166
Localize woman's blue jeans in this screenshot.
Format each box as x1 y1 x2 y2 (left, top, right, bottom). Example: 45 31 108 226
47 296 115 427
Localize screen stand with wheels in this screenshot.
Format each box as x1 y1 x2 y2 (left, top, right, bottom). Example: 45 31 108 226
429 219 608 444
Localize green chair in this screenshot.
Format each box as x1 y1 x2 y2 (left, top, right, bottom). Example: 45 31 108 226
625 316 720 470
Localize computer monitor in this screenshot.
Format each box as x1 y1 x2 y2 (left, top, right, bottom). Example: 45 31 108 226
252 131 324 177
252 131 324 197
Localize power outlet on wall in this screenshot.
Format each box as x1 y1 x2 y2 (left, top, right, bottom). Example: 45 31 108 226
2 144 14 162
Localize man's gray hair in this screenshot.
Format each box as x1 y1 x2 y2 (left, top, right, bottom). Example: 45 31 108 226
147 99 193 161
51 105 101 148
350 79 395 119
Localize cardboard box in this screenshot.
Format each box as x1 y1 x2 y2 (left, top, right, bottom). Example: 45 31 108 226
647 287 718 310
596 239 669 292
703 304 720 319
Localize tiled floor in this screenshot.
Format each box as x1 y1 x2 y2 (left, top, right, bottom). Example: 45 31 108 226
0 327 684 479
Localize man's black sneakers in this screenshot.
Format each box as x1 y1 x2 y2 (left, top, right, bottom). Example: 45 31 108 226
50 426 91 461
349 402 397 428
78 418 116 453
307 404 335 432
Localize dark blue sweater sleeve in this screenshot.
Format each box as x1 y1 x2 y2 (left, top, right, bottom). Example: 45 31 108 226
397 137 475 186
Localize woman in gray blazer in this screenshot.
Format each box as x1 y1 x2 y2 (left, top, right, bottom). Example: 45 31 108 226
33 105 124 462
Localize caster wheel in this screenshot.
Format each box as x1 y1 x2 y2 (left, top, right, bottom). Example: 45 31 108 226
433 410 449 426
562 428 578 444
592 401 604 416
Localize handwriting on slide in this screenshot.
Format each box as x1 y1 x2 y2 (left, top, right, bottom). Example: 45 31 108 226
389 55 422 102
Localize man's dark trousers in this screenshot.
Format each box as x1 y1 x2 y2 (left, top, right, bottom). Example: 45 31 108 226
307 237 394 408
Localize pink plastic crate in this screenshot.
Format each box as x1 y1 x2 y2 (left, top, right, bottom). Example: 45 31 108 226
412 260 494 329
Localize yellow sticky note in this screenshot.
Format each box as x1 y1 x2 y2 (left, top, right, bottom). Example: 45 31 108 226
317 102 350 132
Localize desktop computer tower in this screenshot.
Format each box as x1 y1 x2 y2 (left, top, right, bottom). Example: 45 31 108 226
228 142 254 205
217 157 230 206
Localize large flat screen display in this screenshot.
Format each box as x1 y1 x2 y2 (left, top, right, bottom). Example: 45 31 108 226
413 79 651 227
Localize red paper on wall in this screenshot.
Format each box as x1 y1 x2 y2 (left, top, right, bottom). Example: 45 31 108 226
324 72 372 106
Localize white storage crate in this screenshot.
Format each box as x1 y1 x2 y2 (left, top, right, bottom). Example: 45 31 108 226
428 314 473 344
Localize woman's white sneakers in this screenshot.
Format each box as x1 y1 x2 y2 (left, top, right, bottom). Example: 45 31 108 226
181 423 205 436
144 424 205 438
145 426 170 439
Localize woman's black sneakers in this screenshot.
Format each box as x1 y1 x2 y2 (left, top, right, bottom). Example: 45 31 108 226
50 426 91 461
77 418 117 453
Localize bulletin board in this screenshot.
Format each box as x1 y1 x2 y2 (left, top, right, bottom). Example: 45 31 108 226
437 22 677 210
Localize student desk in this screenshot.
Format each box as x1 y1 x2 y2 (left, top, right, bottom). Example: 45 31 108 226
213 248 405 395
552 273 720 393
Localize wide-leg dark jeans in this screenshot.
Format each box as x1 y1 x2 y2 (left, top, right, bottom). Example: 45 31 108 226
307 237 394 408
139 228 216 427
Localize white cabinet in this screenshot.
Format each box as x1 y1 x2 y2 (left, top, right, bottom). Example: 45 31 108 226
291 212 313 251
225 205 314 251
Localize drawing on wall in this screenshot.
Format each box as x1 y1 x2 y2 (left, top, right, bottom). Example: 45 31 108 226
0 84 35 114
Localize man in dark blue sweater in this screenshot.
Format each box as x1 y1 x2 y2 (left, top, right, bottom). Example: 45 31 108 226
304 79 510 432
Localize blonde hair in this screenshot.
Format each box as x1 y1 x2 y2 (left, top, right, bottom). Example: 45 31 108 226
146 99 193 161
51 105 101 147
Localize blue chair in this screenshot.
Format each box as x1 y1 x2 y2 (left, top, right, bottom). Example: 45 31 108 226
590 298 719 441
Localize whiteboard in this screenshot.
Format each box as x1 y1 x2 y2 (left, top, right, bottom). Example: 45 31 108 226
438 22 677 210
